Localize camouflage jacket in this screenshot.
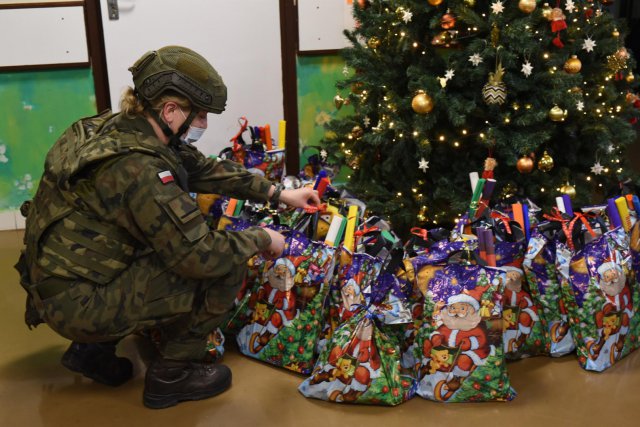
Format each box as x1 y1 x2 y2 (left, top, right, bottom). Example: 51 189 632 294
24 111 272 285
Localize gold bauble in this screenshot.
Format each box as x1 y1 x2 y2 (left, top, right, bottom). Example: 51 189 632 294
538 151 554 172
334 94 345 109
549 105 567 122
627 73 635 83
560 183 577 199
564 55 582 74
411 90 434 114
612 28 620 38
464 0 476 7
351 125 364 139
542 3 553 21
517 155 535 174
440 13 456 29
518 0 536 13
367 36 381 49
428 0 444 6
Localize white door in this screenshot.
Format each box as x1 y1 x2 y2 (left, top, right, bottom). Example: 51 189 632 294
100 0 283 156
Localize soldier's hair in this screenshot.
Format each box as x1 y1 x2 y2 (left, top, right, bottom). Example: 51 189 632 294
119 86 191 118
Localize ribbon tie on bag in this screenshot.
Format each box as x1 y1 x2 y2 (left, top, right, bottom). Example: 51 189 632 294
490 211 512 235
231 116 249 153
410 227 429 241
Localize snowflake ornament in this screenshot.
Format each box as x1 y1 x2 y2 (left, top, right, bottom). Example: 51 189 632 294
469 53 483 67
320 149 328 161
401 9 413 23
590 161 604 175
363 116 371 127
342 65 349 76
445 69 455 80
418 158 430 172
521 60 533 77
607 144 616 153
491 1 505 15
565 0 575 12
582 37 596 53
576 100 585 111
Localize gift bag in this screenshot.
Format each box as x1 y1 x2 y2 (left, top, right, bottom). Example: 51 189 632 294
218 217 268 336
234 229 336 374
317 251 382 354
299 273 417 406
523 224 574 357
413 241 516 402
560 225 640 371
220 116 285 182
493 219 547 359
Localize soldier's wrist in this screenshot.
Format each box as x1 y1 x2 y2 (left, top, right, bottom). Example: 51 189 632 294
269 183 284 205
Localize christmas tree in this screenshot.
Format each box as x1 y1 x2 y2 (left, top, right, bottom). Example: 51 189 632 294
322 0 639 236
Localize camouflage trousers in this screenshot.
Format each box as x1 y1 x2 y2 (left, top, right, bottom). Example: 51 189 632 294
35 252 246 360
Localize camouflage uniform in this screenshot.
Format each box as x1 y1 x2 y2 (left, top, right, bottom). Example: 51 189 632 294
18 111 273 360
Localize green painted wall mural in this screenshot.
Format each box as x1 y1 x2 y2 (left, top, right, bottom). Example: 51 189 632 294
296 54 352 181
0 68 96 211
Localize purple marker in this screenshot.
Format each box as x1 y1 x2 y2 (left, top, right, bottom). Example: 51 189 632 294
607 197 623 229
561 194 574 217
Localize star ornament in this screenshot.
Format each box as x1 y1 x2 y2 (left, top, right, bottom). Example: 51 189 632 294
582 37 596 53
444 69 455 80
401 9 413 23
590 161 604 175
491 1 505 15
418 158 430 172
469 53 483 67
521 60 533 77
565 0 575 12
576 100 585 111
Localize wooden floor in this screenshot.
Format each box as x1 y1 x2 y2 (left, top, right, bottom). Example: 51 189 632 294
1 229 639 427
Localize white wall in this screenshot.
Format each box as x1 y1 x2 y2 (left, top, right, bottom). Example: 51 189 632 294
100 0 284 156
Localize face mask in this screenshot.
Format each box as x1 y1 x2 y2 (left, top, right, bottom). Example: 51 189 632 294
179 108 206 144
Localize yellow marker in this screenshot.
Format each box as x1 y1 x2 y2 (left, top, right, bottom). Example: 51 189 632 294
343 205 359 252
615 196 632 232
278 120 286 149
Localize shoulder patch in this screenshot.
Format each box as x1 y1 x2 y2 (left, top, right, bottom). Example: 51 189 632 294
158 170 174 184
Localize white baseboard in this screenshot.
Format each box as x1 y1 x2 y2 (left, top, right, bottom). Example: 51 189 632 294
0 210 26 231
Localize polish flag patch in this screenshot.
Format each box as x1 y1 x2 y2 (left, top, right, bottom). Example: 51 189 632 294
157 170 174 184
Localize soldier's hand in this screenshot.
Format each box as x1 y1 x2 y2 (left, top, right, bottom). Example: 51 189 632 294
279 187 320 209
261 228 285 259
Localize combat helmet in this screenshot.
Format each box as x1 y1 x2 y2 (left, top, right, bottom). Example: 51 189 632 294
129 46 227 114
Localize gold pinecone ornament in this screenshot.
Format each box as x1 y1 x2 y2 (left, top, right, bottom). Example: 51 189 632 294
538 151 554 172
482 62 507 105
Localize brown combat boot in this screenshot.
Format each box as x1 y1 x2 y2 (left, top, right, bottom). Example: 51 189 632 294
61 341 133 387
143 358 232 409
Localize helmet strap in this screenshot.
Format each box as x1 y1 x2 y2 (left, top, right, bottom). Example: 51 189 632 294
146 105 197 147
